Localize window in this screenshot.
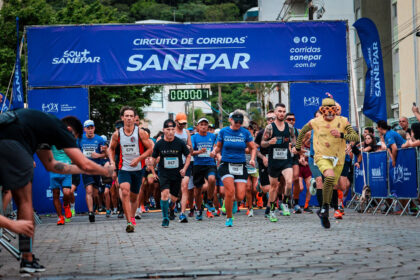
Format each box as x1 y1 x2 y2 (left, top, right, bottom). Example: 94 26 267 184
150 92 164 109
358 78 364 93
392 3 397 18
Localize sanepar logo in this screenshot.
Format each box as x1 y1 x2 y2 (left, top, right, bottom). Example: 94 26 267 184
52 49 100 65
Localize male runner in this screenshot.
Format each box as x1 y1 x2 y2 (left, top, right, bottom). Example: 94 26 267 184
108 106 153 233
79 119 106 222
174 112 193 223
294 97 359 228
151 119 191 227
261 103 296 222
191 118 217 220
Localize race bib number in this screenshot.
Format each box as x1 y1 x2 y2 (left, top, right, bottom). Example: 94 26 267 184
123 145 136 155
198 148 211 158
164 157 179 169
83 147 95 158
247 167 257 174
229 163 243 176
322 156 339 167
273 148 288 160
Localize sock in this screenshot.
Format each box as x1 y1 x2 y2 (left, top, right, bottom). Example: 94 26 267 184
270 202 276 211
283 195 289 205
337 190 343 205
294 198 299 206
265 205 270 214
113 207 117 212
332 190 338 210
160 200 169 219
316 189 323 206
322 176 335 206
304 198 310 209
19 234 32 253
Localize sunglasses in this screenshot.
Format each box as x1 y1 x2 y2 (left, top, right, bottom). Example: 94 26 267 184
286 118 295 121
233 119 243 124
266 117 275 121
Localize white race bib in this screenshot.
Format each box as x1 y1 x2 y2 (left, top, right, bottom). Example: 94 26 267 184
122 145 136 155
322 156 339 167
164 157 179 169
273 148 288 160
247 167 257 174
229 163 243 175
83 147 95 158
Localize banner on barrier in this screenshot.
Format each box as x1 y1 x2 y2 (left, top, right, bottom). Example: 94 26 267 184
368 151 388 197
354 153 368 194
28 88 89 214
389 148 418 198
27 21 348 87
289 82 349 129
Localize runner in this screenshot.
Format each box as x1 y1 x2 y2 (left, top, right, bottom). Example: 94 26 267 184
210 110 257 227
261 103 296 222
191 118 217 220
254 110 276 217
79 119 107 222
297 130 314 213
294 97 359 228
0 109 113 274
151 119 191 227
285 112 303 214
108 106 153 233
174 112 193 223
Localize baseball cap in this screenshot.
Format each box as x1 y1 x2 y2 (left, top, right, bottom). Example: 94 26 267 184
175 113 188 124
197 118 209 124
84 120 94 127
163 119 176 128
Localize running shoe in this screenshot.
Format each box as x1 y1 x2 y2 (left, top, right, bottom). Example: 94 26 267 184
188 209 195 218
71 208 76 217
338 205 345 215
140 205 148 213
131 217 137 226
293 204 302 214
161 218 169 228
196 211 203 221
206 210 214 218
215 209 221 217
221 201 226 214
64 205 72 219
118 210 124 219
256 194 264 208
126 222 135 233
169 208 176 220
247 208 254 217
205 201 216 212
317 207 331 229
57 216 65 226
135 209 142 220
334 210 343 220
20 255 46 273
265 206 270 218
179 213 188 223
112 208 118 215
106 209 111 218
88 211 95 223
269 211 278 222
280 203 291 216
303 207 313 214
225 218 233 227
309 178 317 196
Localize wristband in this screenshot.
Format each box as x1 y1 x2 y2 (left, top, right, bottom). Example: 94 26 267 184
340 133 344 139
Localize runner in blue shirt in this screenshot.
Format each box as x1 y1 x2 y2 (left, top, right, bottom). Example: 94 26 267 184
191 118 217 220
377 120 406 167
210 110 257 227
79 120 106 222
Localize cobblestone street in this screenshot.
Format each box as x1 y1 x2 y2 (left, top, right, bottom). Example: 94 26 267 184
1 209 420 279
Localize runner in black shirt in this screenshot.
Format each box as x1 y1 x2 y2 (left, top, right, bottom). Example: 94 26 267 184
151 119 191 227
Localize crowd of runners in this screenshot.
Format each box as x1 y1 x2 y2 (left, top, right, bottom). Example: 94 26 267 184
46 96 359 232
0 95 366 273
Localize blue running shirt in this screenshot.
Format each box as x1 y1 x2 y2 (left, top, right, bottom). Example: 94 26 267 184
192 132 216 166
79 134 105 164
217 127 252 163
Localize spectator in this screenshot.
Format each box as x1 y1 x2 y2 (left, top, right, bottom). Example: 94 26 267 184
376 120 406 167
362 133 379 152
364 126 380 143
402 122 420 148
397 117 411 140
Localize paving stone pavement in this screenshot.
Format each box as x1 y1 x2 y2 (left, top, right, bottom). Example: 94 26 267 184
1 208 420 279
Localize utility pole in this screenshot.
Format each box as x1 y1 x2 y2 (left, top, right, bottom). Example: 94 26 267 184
218 84 223 128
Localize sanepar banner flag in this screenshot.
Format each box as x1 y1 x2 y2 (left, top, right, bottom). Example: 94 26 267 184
27 22 347 87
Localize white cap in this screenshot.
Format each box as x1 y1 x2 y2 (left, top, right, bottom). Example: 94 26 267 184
84 120 94 127
197 118 209 124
